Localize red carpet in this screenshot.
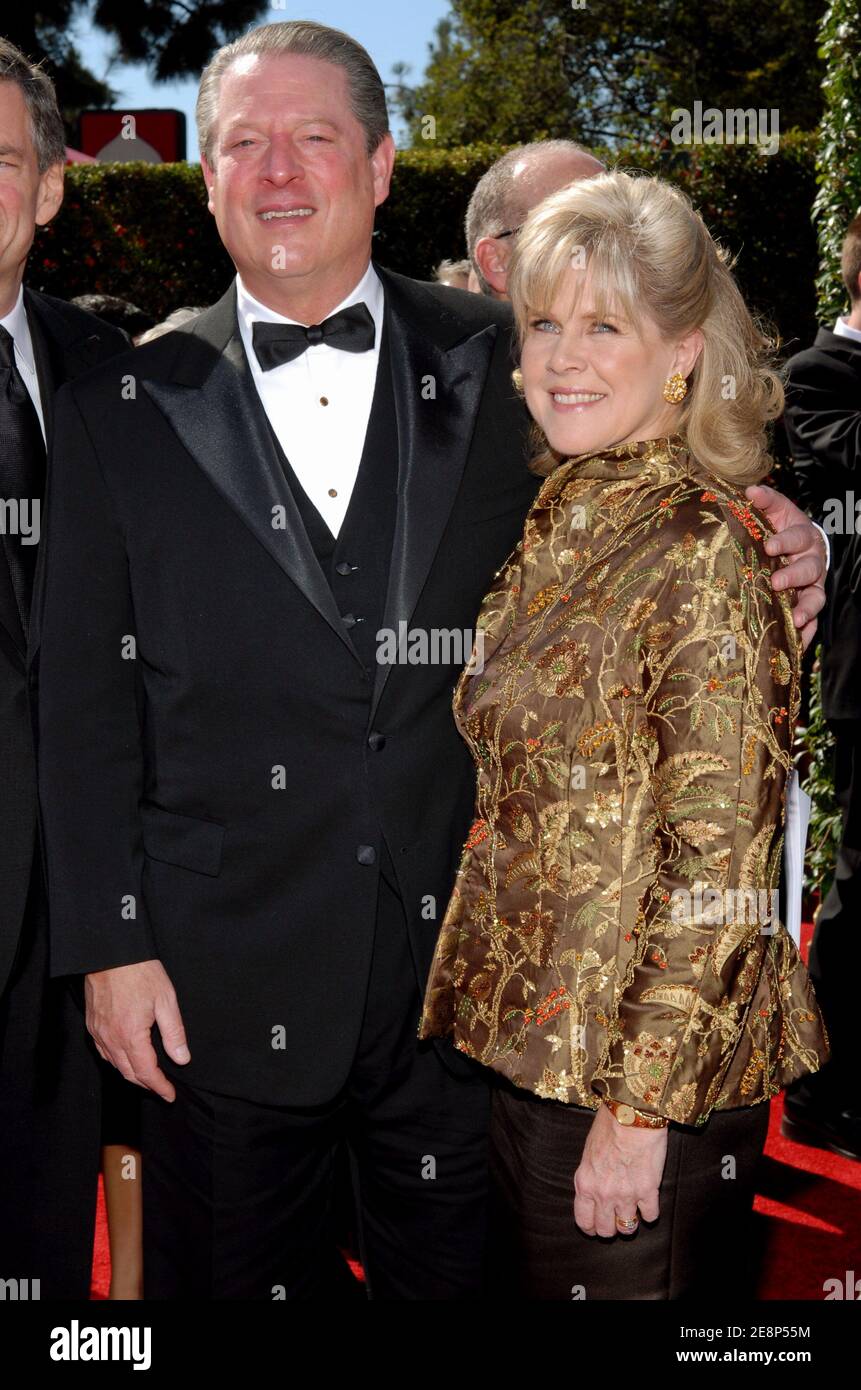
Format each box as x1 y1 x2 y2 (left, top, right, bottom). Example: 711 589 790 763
753 1093 861 1299
89 924 858 1301
91 1174 111 1300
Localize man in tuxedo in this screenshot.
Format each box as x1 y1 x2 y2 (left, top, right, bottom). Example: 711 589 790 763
781 215 861 1161
35 20 830 1299
0 38 128 1296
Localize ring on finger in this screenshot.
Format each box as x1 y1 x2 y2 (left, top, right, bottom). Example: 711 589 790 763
616 1215 639 1233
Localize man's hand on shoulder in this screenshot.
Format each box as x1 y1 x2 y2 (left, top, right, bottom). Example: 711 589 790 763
85 959 190 1102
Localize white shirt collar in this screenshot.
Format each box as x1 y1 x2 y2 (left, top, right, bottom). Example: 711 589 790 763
236 261 384 356
0 282 37 374
833 314 861 345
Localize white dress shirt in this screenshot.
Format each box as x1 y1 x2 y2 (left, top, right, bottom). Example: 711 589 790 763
236 262 384 537
833 313 861 345
0 282 47 444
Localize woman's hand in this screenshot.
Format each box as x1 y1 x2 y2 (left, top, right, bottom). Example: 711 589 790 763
573 1102 668 1237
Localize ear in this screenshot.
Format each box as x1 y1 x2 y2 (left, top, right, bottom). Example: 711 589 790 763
673 327 704 379
473 235 511 297
200 151 217 216
371 133 396 210
34 161 65 227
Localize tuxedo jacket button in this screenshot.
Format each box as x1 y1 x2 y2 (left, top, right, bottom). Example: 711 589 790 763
356 845 376 865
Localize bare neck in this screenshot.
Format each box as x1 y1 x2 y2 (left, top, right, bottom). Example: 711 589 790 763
0 270 24 322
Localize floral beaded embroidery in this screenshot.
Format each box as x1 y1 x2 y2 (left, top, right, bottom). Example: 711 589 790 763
419 437 830 1123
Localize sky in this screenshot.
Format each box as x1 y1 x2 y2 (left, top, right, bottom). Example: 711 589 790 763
73 0 453 160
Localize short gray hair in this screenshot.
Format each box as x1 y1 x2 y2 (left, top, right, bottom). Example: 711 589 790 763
0 38 66 173
196 20 390 164
466 140 604 294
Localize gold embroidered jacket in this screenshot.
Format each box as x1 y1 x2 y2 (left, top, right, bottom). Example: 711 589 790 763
419 436 830 1125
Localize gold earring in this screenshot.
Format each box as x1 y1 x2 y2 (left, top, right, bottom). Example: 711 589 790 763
663 372 688 404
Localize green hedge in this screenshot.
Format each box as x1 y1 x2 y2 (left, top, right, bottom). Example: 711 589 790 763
30 133 820 351
814 0 861 325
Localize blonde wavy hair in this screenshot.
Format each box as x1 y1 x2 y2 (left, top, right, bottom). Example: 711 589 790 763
507 169 783 482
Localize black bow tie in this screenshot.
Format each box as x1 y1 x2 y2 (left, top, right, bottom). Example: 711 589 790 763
252 302 375 371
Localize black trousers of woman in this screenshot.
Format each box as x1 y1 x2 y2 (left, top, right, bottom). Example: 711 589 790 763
488 1075 771 1300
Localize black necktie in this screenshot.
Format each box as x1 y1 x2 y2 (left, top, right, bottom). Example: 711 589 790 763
0 324 46 634
252 302 376 371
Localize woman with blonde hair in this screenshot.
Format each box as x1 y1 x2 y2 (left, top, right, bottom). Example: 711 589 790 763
419 170 830 1299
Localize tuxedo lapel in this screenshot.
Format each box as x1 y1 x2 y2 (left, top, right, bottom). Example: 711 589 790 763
141 283 363 668
369 264 499 722
25 290 111 457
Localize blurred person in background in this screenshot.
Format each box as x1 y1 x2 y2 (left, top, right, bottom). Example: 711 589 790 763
71 293 155 341
465 140 605 301
433 257 471 290
781 214 861 1162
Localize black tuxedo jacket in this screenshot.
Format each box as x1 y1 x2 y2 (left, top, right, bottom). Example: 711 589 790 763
34 265 539 1106
783 326 861 720
0 290 127 996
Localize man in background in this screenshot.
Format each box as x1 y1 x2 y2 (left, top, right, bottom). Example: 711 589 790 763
465 139 604 299
782 215 861 1162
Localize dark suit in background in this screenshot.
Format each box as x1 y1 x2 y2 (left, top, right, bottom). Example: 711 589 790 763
35 265 539 1297
783 325 861 1153
0 290 127 1297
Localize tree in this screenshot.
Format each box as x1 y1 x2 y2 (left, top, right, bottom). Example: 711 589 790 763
2 2 268 137
3 8 116 120
396 0 827 149
92 0 267 82
813 0 861 324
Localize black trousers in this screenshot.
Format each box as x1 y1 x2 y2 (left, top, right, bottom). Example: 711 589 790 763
0 857 102 1299
791 718 859 1109
488 1077 770 1300
140 867 491 1300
